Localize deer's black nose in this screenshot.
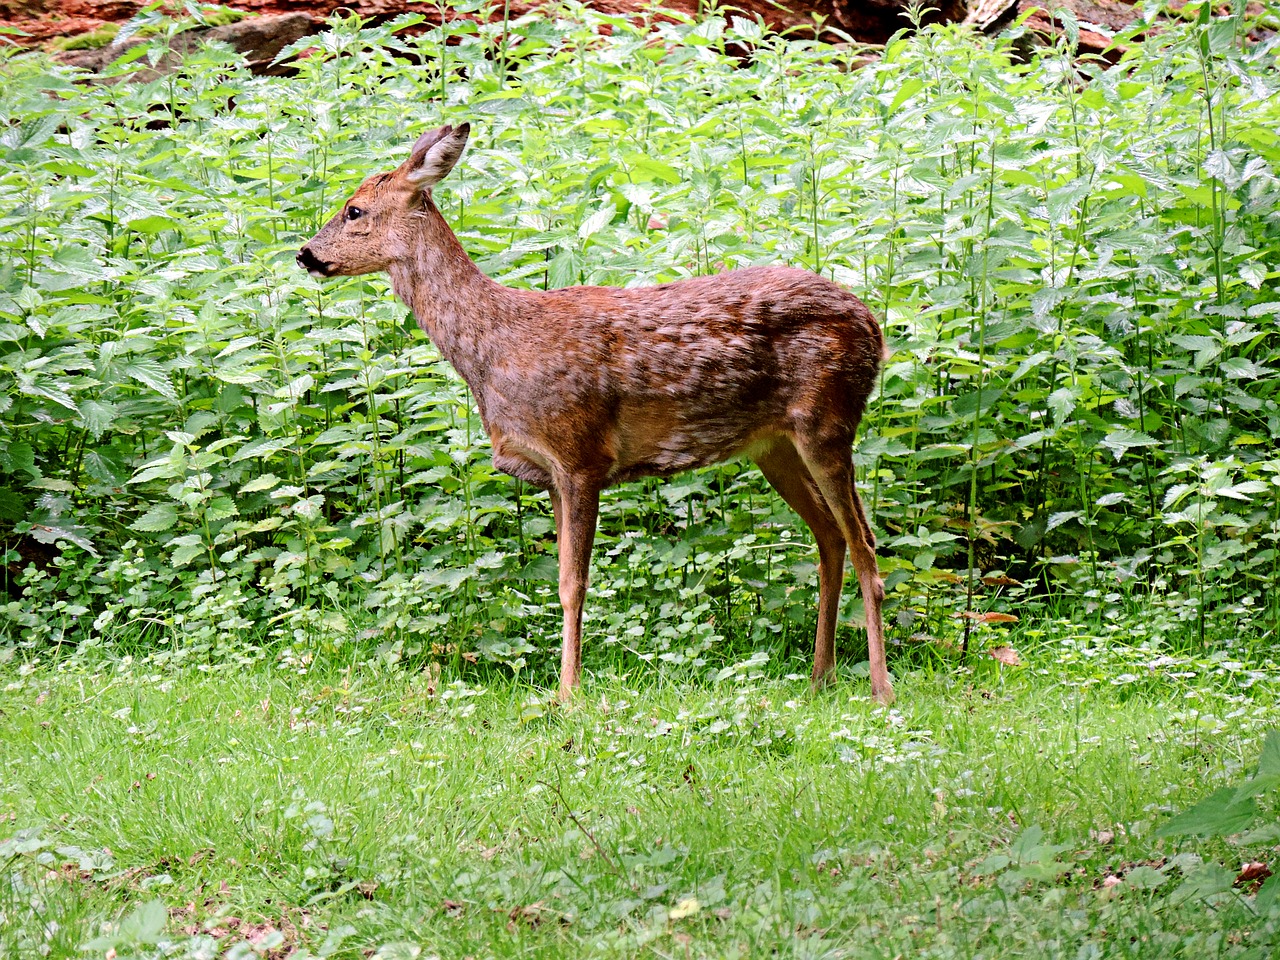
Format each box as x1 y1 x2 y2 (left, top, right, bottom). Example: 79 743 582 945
296 246 329 276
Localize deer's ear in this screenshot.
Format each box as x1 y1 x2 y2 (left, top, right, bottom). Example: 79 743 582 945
404 122 471 189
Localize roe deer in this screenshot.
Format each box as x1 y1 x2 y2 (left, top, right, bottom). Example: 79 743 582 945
298 123 893 705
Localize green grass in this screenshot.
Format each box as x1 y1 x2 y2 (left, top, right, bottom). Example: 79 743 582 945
45 25 120 52
44 6 251 52
3 642 1278 958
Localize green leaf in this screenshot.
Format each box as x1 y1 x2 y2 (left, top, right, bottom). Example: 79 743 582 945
1057 5 1079 49
0 442 35 475
578 202 617 241
1157 786 1257 838
78 399 117 440
170 534 205 567
203 496 239 522
1009 824 1044 859
1162 484 1194 511
1231 730 1280 800
0 488 25 521
275 374 315 401
84 449 128 486
29 522 98 556
122 359 177 401
952 387 1002 417
127 215 179 235
118 899 168 944
1122 865 1170 890
517 555 559 582
1238 823 1280 844
1170 335 1218 352
131 502 179 533
231 438 293 463
1257 730 1280 778
240 473 283 494
626 155 680 185
888 76 923 114
1172 863 1235 904
1047 388 1076 424
22 379 77 411
1100 429 1158 461
1216 481 1269 501
131 458 183 484
1203 150 1233 183
1046 511 1079 532
915 444 967 462
1257 874 1280 914
1239 262 1266 290
973 853 1010 876
549 249 581 289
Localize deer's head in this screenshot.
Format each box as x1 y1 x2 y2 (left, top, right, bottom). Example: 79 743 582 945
297 123 470 278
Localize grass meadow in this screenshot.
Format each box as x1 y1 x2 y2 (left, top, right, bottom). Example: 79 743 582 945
4 647 1280 958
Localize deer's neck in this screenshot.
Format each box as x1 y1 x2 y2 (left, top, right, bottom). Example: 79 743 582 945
388 200 525 389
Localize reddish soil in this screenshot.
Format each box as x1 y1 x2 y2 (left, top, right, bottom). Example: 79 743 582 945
1 0 965 47
4 0 1266 75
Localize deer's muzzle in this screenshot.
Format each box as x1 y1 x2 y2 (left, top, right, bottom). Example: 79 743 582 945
296 245 335 278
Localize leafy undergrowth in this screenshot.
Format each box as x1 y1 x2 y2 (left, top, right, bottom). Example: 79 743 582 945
3 639 1280 959
2 2 1279 680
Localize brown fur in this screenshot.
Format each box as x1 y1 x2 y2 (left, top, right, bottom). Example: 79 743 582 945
299 123 893 704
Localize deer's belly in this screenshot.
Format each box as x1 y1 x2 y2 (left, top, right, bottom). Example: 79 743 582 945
607 409 777 484
486 395 782 490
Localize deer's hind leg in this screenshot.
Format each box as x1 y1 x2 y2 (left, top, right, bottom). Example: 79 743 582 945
790 433 893 706
753 438 847 688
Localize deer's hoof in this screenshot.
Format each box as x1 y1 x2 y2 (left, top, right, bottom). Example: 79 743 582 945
871 684 895 707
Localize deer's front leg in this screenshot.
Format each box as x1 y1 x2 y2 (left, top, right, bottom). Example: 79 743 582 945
553 480 601 701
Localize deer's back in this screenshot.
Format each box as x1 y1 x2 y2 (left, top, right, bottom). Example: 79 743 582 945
483 266 883 486
539 266 880 388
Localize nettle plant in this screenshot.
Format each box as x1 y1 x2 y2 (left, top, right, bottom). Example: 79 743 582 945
0 2 1277 679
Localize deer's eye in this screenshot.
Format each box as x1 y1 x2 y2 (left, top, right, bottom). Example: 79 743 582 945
346 206 364 222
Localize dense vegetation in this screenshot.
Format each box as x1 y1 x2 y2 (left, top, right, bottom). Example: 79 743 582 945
3 3 1280 956
2 3 1278 677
